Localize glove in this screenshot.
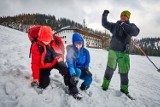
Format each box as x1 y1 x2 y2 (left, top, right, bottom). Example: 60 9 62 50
120 22 128 27
103 10 109 16
84 68 92 76
31 79 39 87
70 74 79 86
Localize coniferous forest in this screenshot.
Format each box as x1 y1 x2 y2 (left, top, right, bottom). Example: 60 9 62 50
130 38 160 56
0 13 106 36
0 13 159 56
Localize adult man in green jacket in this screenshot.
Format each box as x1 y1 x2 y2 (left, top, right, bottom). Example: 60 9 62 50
101 10 140 94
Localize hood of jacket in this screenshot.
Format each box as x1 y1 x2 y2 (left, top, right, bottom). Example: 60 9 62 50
72 32 84 48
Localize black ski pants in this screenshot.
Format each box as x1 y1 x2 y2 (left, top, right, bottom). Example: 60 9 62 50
39 61 71 89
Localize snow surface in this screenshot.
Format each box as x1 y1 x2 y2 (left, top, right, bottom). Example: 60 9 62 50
0 25 160 107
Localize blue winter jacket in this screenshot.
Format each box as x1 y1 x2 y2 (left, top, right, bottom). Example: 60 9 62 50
66 32 90 76
102 13 140 53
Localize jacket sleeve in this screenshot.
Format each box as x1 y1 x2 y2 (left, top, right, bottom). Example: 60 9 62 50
121 22 140 36
102 14 116 33
84 48 90 68
31 43 41 81
66 48 76 76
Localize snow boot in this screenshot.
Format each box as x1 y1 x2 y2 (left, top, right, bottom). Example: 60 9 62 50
120 86 135 100
80 85 89 91
71 93 83 100
102 77 110 90
80 82 89 91
120 84 129 94
70 74 79 86
69 86 82 100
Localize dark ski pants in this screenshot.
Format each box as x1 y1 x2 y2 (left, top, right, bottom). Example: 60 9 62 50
39 61 71 89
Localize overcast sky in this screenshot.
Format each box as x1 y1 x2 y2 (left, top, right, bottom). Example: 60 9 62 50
0 0 160 38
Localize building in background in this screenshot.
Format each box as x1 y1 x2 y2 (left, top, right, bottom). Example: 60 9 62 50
54 27 110 49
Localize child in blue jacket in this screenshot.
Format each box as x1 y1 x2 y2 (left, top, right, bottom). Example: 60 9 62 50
66 32 92 91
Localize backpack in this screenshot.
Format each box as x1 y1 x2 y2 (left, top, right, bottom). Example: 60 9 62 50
28 25 41 43
28 25 60 58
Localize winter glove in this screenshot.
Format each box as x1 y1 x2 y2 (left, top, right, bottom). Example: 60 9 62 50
70 74 79 86
103 10 109 16
84 68 92 76
120 22 135 36
31 79 39 87
120 22 129 29
31 80 43 94
52 53 62 58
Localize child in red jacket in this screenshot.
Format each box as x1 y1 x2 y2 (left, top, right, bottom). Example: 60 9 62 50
30 26 82 99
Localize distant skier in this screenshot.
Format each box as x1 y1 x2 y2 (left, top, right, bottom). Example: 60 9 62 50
30 26 81 99
66 32 92 92
101 10 140 95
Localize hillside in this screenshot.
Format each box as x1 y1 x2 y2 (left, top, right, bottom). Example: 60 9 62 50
0 25 160 107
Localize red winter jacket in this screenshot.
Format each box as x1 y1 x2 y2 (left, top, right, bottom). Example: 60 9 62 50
31 36 65 80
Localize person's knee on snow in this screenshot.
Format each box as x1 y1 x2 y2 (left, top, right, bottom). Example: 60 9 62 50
39 68 51 89
39 78 50 89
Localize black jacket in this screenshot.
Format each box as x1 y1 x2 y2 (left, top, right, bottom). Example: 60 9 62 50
102 13 140 53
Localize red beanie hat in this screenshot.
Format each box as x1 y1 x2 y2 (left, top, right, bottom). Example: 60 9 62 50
38 26 53 42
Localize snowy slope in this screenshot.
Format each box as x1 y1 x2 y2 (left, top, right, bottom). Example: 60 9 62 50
0 25 160 107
